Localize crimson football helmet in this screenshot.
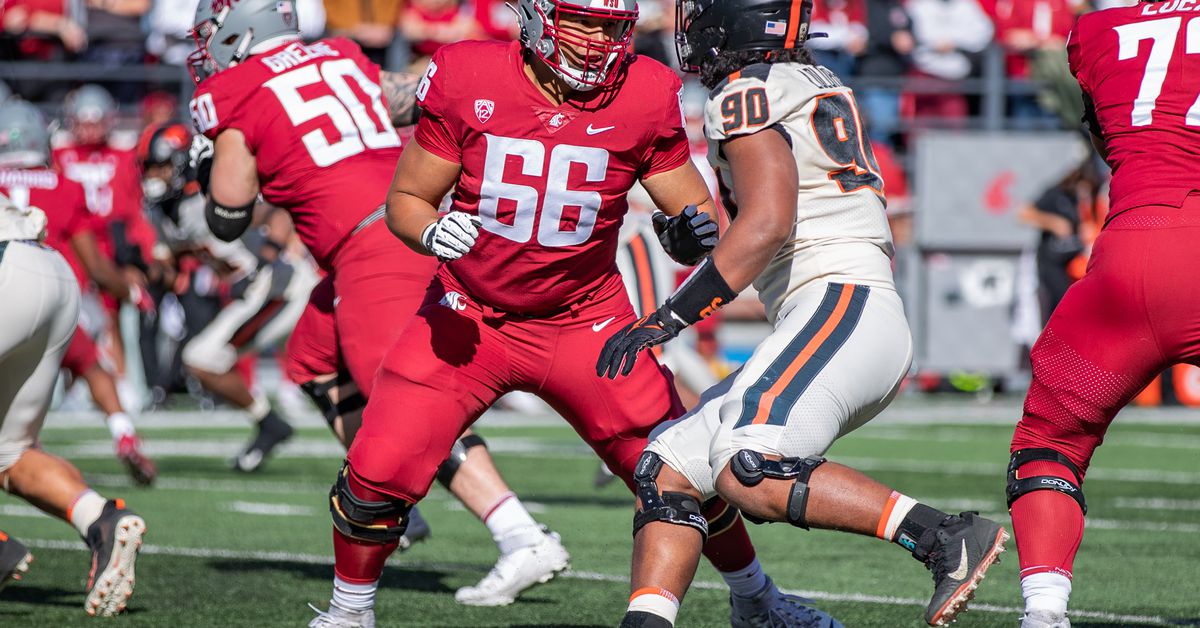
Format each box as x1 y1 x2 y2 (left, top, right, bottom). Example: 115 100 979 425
515 0 639 91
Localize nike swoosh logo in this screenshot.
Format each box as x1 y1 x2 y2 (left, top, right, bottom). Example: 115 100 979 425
592 316 617 332
948 540 969 580
586 124 616 135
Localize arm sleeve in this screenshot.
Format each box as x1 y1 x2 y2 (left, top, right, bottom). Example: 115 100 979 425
412 50 463 163
640 74 691 178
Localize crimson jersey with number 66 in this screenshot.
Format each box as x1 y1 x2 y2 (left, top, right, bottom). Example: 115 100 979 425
190 38 403 270
1069 4 1200 215
414 40 690 314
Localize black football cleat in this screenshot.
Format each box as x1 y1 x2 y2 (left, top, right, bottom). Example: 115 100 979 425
396 506 431 551
84 499 146 616
0 530 32 593
231 410 294 472
913 511 1008 626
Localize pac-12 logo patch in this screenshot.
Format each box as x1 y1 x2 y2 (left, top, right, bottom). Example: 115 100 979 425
474 99 495 124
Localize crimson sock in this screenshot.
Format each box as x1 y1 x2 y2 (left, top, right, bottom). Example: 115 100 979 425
700 499 756 573
1011 460 1085 580
332 474 402 584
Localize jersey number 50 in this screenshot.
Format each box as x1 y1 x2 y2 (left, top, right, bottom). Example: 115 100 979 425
264 58 401 167
479 134 609 248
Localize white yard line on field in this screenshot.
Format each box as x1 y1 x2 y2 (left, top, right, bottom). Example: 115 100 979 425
1113 497 1200 511
18 538 1172 625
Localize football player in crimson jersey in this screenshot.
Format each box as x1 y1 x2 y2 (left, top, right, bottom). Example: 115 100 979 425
0 101 157 486
184 0 562 611
1008 3 1200 626
53 85 161 409
317 0 804 625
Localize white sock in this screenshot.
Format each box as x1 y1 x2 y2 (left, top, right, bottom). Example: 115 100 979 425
247 394 271 423
105 412 136 440
1022 572 1071 616
483 492 541 553
331 576 377 613
721 558 769 598
880 491 920 542
627 588 680 625
68 490 107 536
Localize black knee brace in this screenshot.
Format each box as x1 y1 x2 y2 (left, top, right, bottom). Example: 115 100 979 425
435 434 487 488
300 371 366 429
702 498 743 538
631 452 708 541
329 463 411 543
1006 448 1087 515
730 449 825 529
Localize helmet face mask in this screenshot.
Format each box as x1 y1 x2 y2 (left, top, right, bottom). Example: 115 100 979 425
518 0 638 92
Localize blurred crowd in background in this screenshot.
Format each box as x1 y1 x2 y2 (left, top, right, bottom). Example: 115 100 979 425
0 0 1136 404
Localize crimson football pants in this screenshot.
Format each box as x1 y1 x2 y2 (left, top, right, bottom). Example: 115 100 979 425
319 220 436 397
346 270 683 503
1010 199 1200 579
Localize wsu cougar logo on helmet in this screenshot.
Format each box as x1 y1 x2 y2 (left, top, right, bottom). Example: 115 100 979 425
474 99 495 124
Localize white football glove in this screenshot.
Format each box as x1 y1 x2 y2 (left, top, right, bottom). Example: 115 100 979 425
421 212 482 261
189 135 215 195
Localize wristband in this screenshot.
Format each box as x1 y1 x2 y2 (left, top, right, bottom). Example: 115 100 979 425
664 257 737 325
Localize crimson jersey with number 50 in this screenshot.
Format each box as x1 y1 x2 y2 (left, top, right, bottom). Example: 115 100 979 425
414 40 690 314
189 38 402 270
1069 4 1200 215
704 63 894 322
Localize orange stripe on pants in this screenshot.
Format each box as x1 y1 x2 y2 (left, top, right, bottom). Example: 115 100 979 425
750 284 855 425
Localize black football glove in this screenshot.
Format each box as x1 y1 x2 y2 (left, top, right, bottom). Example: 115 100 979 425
596 304 686 379
652 204 718 266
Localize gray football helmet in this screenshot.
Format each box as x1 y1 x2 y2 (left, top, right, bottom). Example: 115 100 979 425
0 100 51 168
188 0 300 84
516 0 638 91
64 84 116 124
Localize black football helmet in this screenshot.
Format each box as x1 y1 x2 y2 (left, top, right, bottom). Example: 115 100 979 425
675 0 814 73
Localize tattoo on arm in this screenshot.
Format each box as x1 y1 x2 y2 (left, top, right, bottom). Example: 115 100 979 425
380 71 420 128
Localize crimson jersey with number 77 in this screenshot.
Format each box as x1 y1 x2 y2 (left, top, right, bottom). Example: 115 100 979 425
413 40 690 314
1069 4 1200 216
189 37 403 270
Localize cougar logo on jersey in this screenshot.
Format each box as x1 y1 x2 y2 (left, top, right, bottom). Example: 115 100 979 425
474 99 494 124
440 291 469 311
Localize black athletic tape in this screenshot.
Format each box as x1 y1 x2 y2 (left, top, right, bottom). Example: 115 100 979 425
435 434 488 488
299 380 339 426
664 257 738 326
703 498 742 537
335 391 366 416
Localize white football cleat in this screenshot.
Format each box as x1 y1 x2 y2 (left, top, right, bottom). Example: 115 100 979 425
307 603 375 628
1021 610 1071 628
454 527 570 606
